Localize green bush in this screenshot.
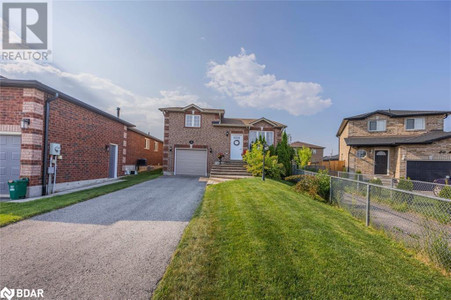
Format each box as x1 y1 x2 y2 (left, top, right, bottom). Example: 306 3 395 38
369 178 383 185
288 170 330 202
369 178 383 198
293 175 321 200
243 140 284 179
396 178 414 204
439 186 451 199
294 146 312 168
276 132 295 176
316 169 330 200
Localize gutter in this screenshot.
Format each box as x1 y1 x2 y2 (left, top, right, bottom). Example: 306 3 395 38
42 92 59 195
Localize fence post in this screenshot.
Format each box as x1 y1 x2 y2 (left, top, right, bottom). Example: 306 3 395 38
329 177 332 203
366 184 371 226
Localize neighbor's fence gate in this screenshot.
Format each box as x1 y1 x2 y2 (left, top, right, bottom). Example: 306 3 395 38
330 176 451 271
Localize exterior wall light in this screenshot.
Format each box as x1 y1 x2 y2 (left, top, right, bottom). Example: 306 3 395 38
169 146 173 152
226 131 229 137
105 145 110 152
21 118 30 129
209 147 213 153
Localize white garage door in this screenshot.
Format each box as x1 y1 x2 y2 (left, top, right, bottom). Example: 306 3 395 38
0 135 21 197
175 149 207 176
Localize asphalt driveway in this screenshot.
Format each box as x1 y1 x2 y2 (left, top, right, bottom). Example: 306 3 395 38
0 176 206 299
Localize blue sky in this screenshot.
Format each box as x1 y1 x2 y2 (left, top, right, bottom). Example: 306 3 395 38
2 1 450 155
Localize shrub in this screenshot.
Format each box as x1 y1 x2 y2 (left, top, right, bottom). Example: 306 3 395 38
243 140 284 179
294 146 312 168
369 178 383 185
316 169 330 200
293 175 321 199
439 186 451 199
276 132 295 176
285 175 303 183
396 178 414 204
369 178 384 198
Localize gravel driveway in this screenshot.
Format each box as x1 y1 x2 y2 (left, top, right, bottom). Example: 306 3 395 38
0 176 206 299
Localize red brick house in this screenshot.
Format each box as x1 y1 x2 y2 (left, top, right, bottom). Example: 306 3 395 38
0 78 163 198
125 128 163 170
159 104 286 176
290 141 325 164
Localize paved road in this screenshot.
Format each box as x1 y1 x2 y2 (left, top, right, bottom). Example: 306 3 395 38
0 176 206 299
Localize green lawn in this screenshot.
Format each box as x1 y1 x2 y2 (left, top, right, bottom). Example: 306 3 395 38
0 169 162 227
153 178 450 299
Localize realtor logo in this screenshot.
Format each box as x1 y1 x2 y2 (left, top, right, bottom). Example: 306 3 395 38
0 287 14 300
1 1 52 61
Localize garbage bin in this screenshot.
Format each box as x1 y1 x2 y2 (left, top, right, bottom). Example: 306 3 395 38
8 178 29 200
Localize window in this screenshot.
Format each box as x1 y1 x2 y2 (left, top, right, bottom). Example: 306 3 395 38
154 141 158 152
405 118 425 130
145 138 150 150
249 131 274 147
312 149 317 154
185 114 201 127
356 149 367 159
368 120 386 132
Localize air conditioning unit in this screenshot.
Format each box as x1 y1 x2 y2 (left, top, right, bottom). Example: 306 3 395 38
49 143 61 155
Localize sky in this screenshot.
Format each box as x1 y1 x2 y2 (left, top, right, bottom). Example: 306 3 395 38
1 1 450 155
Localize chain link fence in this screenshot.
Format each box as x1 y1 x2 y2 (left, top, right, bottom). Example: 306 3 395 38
337 171 450 198
331 176 451 271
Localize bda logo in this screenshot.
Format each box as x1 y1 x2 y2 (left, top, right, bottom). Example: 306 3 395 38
0 287 14 300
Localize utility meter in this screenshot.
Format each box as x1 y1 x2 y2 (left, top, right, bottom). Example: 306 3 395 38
49 143 61 155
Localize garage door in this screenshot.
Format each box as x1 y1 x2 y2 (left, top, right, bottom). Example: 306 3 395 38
175 149 207 176
0 135 21 197
406 160 451 182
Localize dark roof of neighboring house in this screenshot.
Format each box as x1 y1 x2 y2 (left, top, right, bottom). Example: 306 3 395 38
159 104 225 114
336 109 451 137
217 117 286 128
344 130 451 147
1 78 135 127
128 127 163 143
323 154 339 161
291 141 325 149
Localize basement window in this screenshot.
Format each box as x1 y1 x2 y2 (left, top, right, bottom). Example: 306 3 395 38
185 114 201 127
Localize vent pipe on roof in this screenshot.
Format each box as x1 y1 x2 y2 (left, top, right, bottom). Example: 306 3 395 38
117 107 120 118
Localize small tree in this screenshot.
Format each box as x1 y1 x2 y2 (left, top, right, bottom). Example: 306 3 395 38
294 146 312 168
243 140 284 179
276 132 295 176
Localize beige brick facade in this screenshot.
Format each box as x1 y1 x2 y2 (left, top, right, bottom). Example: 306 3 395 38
338 111 450 178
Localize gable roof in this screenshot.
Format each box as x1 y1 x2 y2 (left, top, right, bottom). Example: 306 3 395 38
1 78 135 127
215 118 286 128
128 127 163 143
159 104 225 114
291 141 325 149
344 130 451 147
336 109 451 136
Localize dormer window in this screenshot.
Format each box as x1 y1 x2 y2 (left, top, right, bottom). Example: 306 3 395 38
405 118 425 131
185 114 201 127
368 120 386 132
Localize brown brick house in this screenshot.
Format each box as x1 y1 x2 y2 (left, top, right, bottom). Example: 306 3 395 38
125 128 163 170
159 104 286 176
0 78 162 197
337 110 451 181
290 141 325 164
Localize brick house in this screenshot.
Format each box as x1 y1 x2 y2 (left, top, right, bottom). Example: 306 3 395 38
125 128 163 170
0 78 162 198
337 110 451 181
159 104 286 176
290 141 325 164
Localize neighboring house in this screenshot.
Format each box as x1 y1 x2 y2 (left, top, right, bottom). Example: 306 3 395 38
323 154 339 161
159 104 286 176
290 141 325 164
337 110 451 181
125 128 163 170
0 78 162 197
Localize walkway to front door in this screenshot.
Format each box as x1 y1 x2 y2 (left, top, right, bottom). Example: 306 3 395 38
230 134 243 160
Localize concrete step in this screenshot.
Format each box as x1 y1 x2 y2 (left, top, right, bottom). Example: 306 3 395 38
210 174 253 179
211 167 248 171
211 170 251 175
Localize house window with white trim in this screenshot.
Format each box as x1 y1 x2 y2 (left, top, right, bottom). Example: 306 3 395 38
185 114 201 127
154 141 158 152
249 131 274 147
405 118 425 131
145 138 150 150
368 120 386 132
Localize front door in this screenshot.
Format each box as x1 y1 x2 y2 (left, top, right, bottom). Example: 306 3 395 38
230 134 243 160
374 150 388 175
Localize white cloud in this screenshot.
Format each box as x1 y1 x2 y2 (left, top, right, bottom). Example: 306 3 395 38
206 48 332 116
1 62 203 138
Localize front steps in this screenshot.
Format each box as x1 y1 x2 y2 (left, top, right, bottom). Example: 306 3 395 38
209 160 252 180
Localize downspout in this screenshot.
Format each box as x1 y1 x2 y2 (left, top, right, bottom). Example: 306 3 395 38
42 92 59 195
347 146 352 172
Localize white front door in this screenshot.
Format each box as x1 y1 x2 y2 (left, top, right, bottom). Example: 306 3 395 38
230 134 243 160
